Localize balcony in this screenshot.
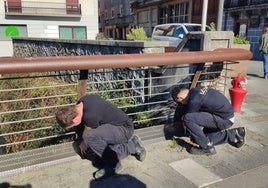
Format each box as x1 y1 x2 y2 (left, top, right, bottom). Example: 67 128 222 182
4 0 81 18
106 15 135 26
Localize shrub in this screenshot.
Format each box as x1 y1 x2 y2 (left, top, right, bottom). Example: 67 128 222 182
233 35 250 44
96 33 107 40
0 73 77 153
0 74 138 153
126 27 152 41
209 22 216 31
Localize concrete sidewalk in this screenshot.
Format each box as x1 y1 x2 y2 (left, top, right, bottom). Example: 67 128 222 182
1 61 268 188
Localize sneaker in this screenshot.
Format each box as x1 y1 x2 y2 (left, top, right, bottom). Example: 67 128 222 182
229 127 245 148
93 162 122 180
131 135 146 161
189 145 216 155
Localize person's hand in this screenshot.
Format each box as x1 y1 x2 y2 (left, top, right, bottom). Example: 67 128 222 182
79 141 88 155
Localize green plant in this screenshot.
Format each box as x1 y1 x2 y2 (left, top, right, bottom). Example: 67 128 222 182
209 22 216 31
126 27 152 41
168 138 178 148
96 33 107 40
135 112 151 126
0 73 77 153
233 35 250 44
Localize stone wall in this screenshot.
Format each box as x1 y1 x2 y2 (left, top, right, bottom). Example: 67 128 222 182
12 37 169 83
12 38 168 57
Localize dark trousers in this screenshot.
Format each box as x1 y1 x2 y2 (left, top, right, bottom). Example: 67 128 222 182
182 112 236 148
82 124 135 167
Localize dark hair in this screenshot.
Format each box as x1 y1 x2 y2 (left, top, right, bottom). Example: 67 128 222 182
171 86 188 102
55 105 77 128
264 26 268 32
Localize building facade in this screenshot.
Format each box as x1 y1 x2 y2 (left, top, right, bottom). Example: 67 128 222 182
99 0 219 38
223 0 268 60
100 0 268 60
132 0 218 36
98 0 134 40
0 0 98 57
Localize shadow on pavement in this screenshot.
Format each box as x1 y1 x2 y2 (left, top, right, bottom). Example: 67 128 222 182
89 174 146 188
247 73 262 78
163 124 185 140
175 137 194 153
0 182 32 188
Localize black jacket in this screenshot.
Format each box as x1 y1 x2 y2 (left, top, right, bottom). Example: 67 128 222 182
187 87 234 120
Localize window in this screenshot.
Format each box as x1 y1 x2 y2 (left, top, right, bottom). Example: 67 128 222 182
168 5 175 23
234 19 248 38
250 15 260 28
6 0 22 13
66 0 79 14
153 25 176 37
105 10 108 19
119 5 123 17
130 7 133 15
159 2 189 24
138 11 149 23
159 7 167 24
239 24 247 38
176 3 189 23
111 8 115 18
59 26 86 40
0 25 27 41
173 26 185 37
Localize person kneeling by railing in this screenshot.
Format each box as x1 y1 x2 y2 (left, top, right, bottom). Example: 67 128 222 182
55 94 146 180
171 86 245 155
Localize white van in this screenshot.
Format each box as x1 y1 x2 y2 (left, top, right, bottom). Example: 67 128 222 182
152 23 212 47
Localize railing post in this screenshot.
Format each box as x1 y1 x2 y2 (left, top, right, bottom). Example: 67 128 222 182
75 70 88 140
78 70 88 99
190 63 205 89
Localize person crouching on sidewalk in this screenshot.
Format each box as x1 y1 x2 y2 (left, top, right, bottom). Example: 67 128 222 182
172 86 245 155
55 94 146 179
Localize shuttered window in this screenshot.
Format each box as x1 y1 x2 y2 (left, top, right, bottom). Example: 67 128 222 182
66 0 79 14
7 0 22 13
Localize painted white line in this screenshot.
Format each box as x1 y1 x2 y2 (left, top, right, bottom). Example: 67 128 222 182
169 158 222 188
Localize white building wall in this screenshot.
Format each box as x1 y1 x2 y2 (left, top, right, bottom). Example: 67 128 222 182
0 41 13 56
0 0 98 56
81 0 99 40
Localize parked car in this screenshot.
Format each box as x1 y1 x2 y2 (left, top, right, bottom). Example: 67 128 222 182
152 23 212 47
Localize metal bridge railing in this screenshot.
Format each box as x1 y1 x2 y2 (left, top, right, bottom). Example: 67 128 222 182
0 64 226 154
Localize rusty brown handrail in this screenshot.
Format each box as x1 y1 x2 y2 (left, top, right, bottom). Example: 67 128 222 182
0 48 252 74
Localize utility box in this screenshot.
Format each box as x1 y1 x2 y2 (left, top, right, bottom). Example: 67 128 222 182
177 31 234 52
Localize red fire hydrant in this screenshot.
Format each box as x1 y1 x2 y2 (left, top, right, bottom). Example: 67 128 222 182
229 76 247 112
